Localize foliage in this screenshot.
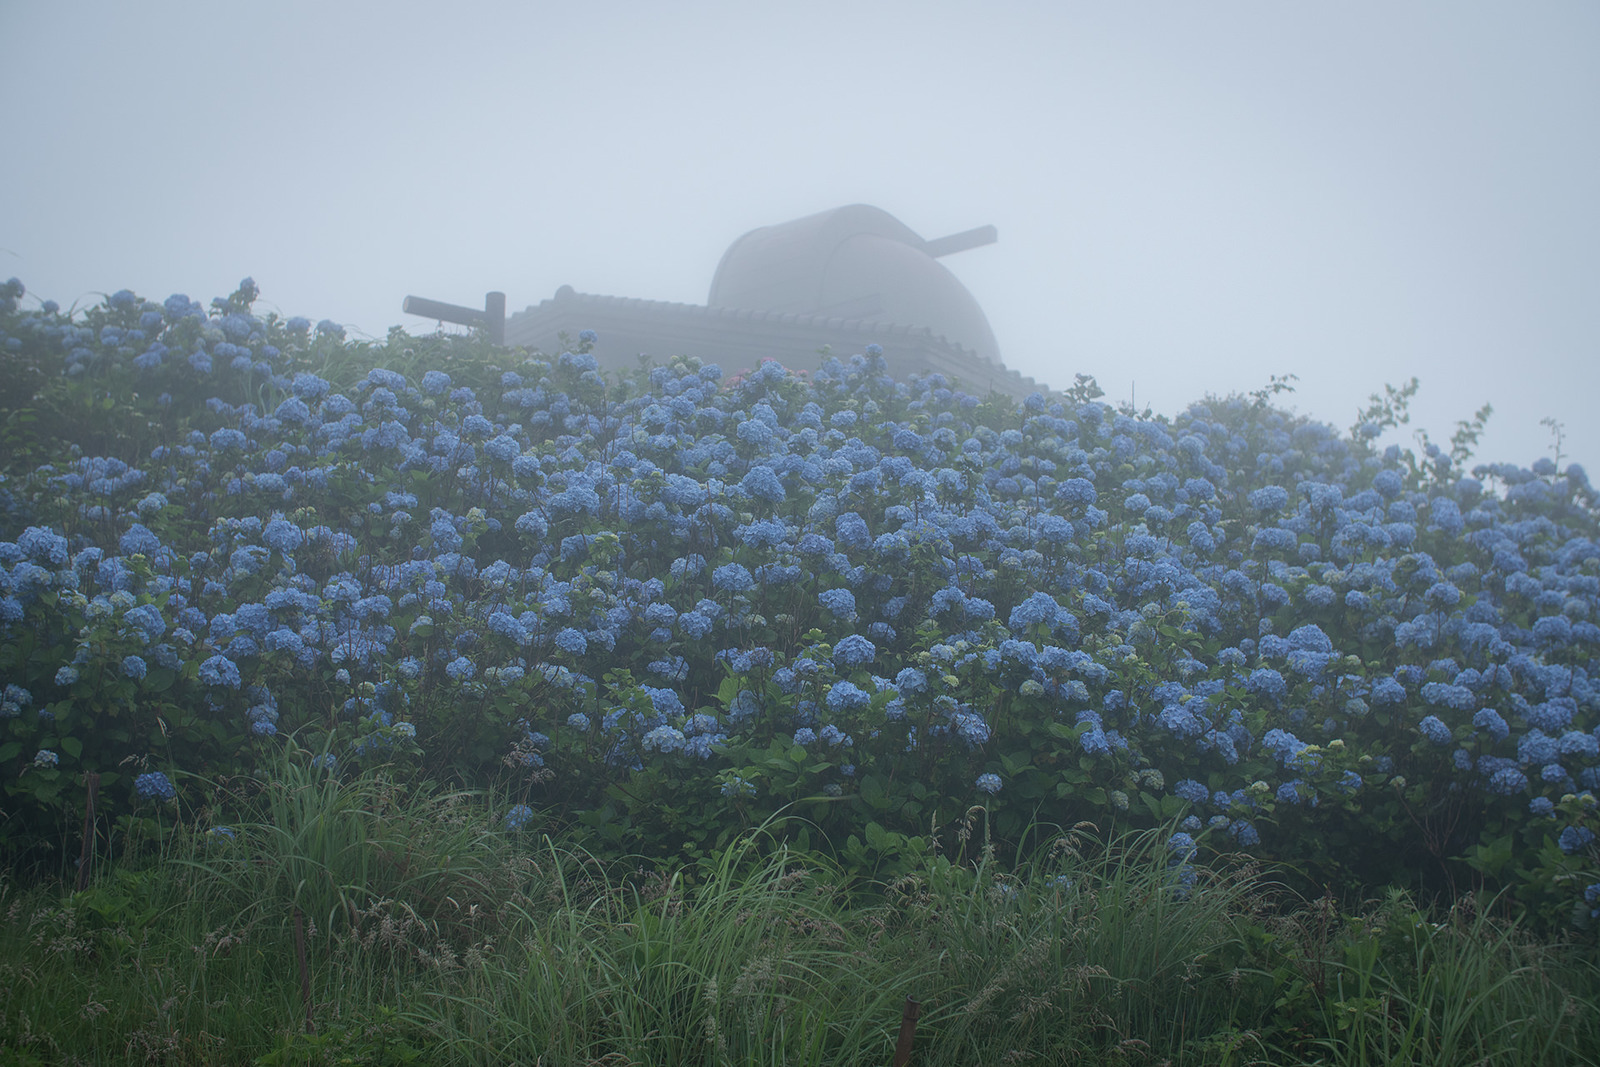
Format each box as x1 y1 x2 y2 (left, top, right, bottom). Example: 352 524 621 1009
0 276 1597 941
3 790 1596 1065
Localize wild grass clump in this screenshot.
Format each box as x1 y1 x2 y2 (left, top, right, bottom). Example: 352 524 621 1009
425 835 924 1065
0 750 527 1065
1291 889 1600 1066
188 742 514 938
2 765 1595 1065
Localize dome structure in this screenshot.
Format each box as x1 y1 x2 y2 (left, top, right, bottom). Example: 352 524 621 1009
708 204 1002 366
496 204 1047 399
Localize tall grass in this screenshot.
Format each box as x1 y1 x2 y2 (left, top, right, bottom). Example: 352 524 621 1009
1 764 1595 1065
425 834 929 1065
187 743 511 937
1297 889 1600 1066
866 813 1284 1064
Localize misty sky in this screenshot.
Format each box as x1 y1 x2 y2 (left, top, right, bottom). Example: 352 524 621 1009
4 1 1596 475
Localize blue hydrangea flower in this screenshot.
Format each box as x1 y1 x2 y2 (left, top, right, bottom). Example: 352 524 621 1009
712 563 755 593
1246 668 1288 702
1261 728 1309 767
554 628 588 656
1558 826 1595 855
952 711 991 745
1486 765 1529 796
818 587 856 619
643 725 687 753
1276 780 1312 805
975 773 1002 794
833 634 876 669
1417 715 1452 746
1008 591 1062 631
1248 485 1289 513
198 655 242 688
1559 730 1600 760
119 523 162 556
825 680 871 712
1472 708 1510 742
134 771 176 801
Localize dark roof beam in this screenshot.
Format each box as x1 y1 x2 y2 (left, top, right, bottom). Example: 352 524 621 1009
402 291 506 345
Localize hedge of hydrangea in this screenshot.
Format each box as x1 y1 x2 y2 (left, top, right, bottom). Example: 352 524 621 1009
1 276 1597 928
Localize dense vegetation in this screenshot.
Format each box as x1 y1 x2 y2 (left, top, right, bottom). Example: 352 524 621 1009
1 276 1596 1063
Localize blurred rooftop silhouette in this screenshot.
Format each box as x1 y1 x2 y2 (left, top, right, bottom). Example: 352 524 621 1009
503 205 1047 398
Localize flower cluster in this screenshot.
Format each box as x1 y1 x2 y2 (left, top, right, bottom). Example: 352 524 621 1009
1 279 1597 920
134 771 176 801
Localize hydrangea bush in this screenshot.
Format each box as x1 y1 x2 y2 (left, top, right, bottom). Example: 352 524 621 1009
1 276 1597 928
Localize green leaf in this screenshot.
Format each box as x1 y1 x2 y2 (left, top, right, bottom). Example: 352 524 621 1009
59 736 83 759
1142 792 1165 820
858 774 889 811
1462 834 1514 878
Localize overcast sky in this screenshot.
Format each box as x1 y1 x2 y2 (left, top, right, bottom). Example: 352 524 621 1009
4 1 1596 474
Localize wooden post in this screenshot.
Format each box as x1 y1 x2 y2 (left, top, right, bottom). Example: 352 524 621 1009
402 291 505 346
484 290 506 346
294 908 315 1034
892 995 920 1066
75 772 100 892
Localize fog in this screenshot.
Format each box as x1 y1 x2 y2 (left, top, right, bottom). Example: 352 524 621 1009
3 1 1596 473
